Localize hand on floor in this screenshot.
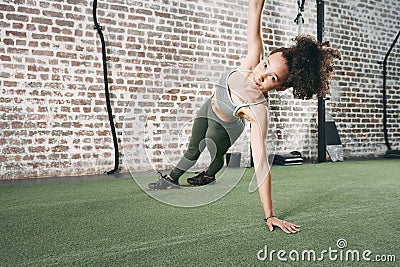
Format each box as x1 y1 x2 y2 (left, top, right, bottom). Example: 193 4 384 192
265 217 301 234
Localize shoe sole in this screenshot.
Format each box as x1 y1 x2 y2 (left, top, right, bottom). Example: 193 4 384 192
187 180 216 187
147 186 180 191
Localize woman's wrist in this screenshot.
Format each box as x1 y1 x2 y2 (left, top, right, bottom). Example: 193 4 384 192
264 208 274 219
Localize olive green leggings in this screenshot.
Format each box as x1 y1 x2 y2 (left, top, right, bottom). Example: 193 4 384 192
169 98 245 181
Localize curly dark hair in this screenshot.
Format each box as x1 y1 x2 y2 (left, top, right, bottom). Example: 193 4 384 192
271 35 341 99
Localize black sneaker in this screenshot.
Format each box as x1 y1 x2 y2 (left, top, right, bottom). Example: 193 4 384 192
148 172 180 190
187 171 216 186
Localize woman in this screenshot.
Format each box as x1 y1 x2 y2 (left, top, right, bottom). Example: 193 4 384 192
148 0 340 234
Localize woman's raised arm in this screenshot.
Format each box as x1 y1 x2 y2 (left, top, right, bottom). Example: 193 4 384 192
240 0 265 70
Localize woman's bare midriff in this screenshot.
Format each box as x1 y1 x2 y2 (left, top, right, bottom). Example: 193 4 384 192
211 94 238 122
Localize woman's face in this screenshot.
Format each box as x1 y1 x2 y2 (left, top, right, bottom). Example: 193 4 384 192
251 52 289 92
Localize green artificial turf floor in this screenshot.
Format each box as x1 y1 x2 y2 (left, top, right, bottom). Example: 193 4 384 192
1 159 399 266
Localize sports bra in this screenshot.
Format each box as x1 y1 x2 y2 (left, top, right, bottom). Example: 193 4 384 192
215 69 269 118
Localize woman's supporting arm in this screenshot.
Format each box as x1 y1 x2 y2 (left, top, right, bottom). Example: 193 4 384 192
239 105 300 234
241 105 274 218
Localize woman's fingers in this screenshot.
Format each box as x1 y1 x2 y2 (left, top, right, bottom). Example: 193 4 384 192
280 223 292 234
282 221 300 234
285 222 300 233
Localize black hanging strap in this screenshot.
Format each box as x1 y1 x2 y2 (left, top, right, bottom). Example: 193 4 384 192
93 0 119 174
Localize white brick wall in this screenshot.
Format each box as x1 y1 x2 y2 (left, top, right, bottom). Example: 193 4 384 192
1 0 399 179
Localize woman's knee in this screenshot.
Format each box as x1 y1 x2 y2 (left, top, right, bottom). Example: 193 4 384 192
184 141 205 160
